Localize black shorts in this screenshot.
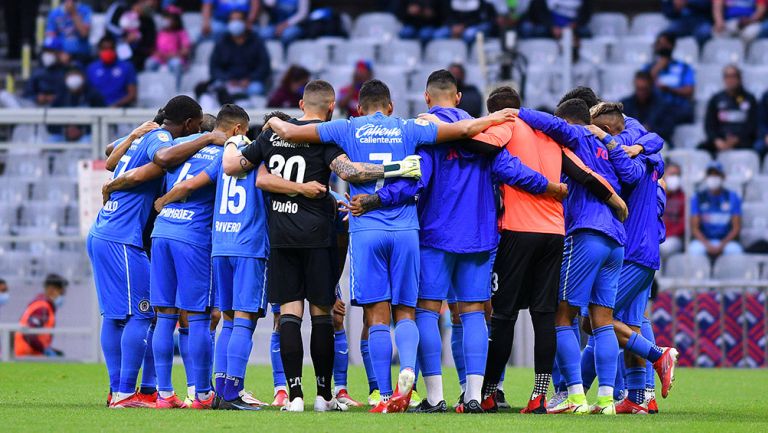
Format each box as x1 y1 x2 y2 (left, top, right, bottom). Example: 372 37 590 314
267 247 339 307
491 231 564 316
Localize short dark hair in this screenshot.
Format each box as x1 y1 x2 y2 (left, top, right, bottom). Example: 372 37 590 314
487 86 521 111
201 114 217 132
657 31 677 47
426 69 458 94
44 274 68 290
555 98 591 125
152 108 165 124
302 79 336 110
634 70 653 82
162 95 202 124
264 111 292 124
280 65 311 90
558 86 600 108
98 36 116 49
216 103 250 129
358 79 391 111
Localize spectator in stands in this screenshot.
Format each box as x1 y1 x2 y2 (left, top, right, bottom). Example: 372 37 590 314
757 91 768 154
14 274 68 358
713 0 766 43
689 161 743 257
662 0 713 45
661 162 686 258
146 6 192 87
621 71 676 143
259 0 308 46
44 0 92 64
398 0 441 42
49 68 105 143
2 0 40 60
209 11 271 101
449 62 483 118
433 0 497 44
104 0 157 72
267 65 311 108
644 32 695 125
701 65 758 155
86 37 138 108
337 60 373 118
519 0 592 40
0 279 9 312
491 0 532 35
202 0 260 39
24 41 68 107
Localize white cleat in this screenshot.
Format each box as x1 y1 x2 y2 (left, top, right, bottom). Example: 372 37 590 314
547 391 568 410
239 390 268 406
280 397 305 412
314 396 349 412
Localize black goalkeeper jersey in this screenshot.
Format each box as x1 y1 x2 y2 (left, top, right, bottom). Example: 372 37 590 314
241 119 345 248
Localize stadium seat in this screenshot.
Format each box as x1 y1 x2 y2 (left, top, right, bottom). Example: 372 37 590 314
182 13 203 43
16 202 66 232
319 66 354 91
286 40 330 72
718 149 760 185
609 37 654 65
3 154 47 177
0 251 35 278
179 64 210 94
701 38 745 64
42 251 92 280
265 40 284 70
589 13 630 39
695 65 724 102
379 39 422 67
712 254 762 280
747 39 768 64
138 72 177 108
352 13 401 40
744 176 768 202
599 64 638 102
470 38 503 64
424 39 468 66
331 40 377 65
0 178 30 205
578 38 609 65
31 178 78 205
0 204 18 234
672 123 706 149
523 65 558 110
516 38 560 66
194 41 215 66
742 65 768 98
61 204 81 236
51 152 89 177
741 203 768 246
666 148 712 184
89 13 106 46
630 13 670 38
375 65 410 97
672 37 700 65
663 253 711 279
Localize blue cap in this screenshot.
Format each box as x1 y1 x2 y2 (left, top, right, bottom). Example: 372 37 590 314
706 161 724 174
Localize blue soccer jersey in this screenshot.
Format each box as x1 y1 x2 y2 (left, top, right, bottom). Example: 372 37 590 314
316 112 438 233
204 151 269 259
90 128 174 248
151 133 222 249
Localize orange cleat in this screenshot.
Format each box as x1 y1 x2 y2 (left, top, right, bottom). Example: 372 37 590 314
271 389 289 407
369 401 388 413
137 391 158 405
111 393 155 409
191 393 215 409
455 399 484 413
155 393 188 409
615 398 649 415
106 392 112 407
385 369 415 413
480 394 498 412
335 389 362 407
520 394 548 414
647 397 659 414
652 347 679 398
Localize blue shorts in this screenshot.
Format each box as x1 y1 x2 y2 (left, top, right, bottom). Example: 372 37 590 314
150 238 214 312
214 256 268 315
271 303 281 314
349 229 419 307
87 234 153 320
559 231 624 309
420 247 492 303
614 262 655 327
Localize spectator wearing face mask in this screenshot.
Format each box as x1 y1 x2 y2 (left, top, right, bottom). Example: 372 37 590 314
24 40 67 107
643 32 696 125
201 0 260 39
267 65 311 108
146 6 191 87
701 65 758 156
689 161 743 257
14 274 68 358
48 69 105 143
86 36 138 107
661 162 686 258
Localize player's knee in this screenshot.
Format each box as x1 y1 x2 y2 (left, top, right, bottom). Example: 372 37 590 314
457 301 484 314
333 313 344 330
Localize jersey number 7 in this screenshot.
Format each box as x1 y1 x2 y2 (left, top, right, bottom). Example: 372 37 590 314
369 152 392 191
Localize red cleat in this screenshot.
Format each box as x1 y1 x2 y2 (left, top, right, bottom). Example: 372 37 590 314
155 393 188 409
137 391 158 405
652 347 679 398
111 393 155 409
335 389 362 407
480 394 498 412
615 398 649 415
520 394 548 414
191 393 215 409
369 401 388 413
106 392 112 407
647 397 659 414
271 389 289 407
386 369 415 413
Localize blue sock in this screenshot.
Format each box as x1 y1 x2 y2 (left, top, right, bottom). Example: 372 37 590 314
460 311 488 377
178 327 194 387
413 358 420 390
451 323 466 387
641 320 656 389
394 319 419 372
224 317 254 400
416 308 442 378
552 359 565 393
626 332 664 363
153 313 178 392
118 317 151 394
626 366 646 404
188 314 213 395
369 324 393 396
209 329 216 379
580 336 597 390
139 322 157 394
593 325 619 388
360 338 378 393
100 318 124 393
334 329 349 388
270 331 286 388
614 350 626 400
555 325 583 387
214 320 233 393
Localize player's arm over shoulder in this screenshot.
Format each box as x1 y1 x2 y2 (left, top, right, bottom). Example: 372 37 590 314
154 170 213 212
267 116 324 143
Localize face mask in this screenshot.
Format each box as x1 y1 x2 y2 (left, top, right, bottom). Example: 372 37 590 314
655 47 673 58
41 52 57 68
0 293 9 306
705 175 723 191
228 20 246 36
53 295 65 309
666 175 681 192
65 74 84 91
99 49 117 65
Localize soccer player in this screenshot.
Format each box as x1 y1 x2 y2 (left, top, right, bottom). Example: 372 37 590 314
223 81 422 412
91 95 209 409
269 304 289 406
346 71 566 414
262 79 517 413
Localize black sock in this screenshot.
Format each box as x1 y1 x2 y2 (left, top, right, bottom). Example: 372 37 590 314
310 314 334 401
531 311 556 396
482 314 517 398
279 314 304 401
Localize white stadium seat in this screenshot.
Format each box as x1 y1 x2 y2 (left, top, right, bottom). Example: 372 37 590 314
319 66 354 91
630 13 669 38
30 178 78 205
741 203 768 246
747 39 768 65
744 176 768 202
286 40 330 72
742 65 768 98
663 253 711 279
701 38 745 64
379 39 422 67
89 13 106 46
331 40 377 65
666 148 712 185
194 40 215 66
717 149 761 185
599 64 638 102
137 72 177 108
578 38 609 65
265 40 284 69
517 38 560 66
695 65 724 102
424 39 468 66
182 13 203 43
672 123 706 149
179 64 210 94
352 13 401 40
470 38 503 64
589 13 630 39
609 37 654 65
712 254 761 280
673 37 700 65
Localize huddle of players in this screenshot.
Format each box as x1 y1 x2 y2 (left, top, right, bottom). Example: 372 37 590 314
87 66 677 414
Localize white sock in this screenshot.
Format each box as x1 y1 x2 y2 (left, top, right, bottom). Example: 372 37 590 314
460 382 466 393
597 386 614 398
114 392 129 401
497 381 504 391
567 384 585 396
274 385 287 395
465 374 483 403
187 385 195 398
159 390 175 399
424 375 443 405
197 391 213 401
333 385 346 395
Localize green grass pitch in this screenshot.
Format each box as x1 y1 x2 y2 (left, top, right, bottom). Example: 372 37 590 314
1 363 767 433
